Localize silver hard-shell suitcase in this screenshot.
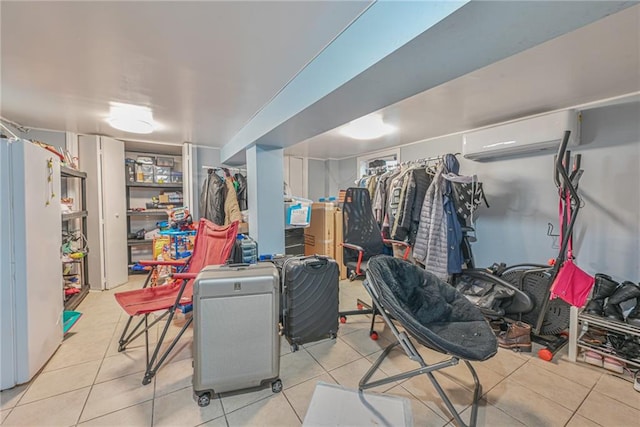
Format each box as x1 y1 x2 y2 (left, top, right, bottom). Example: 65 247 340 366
192 263 281 407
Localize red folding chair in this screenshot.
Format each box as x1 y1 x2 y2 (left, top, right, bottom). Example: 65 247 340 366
114 218 239 385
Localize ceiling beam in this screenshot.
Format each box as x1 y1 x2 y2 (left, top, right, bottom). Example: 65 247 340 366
221 0 636 164
220 0 469 163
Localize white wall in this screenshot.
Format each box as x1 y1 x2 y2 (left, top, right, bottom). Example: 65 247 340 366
332 102 640 281
308 157 359 201
307 159 326 201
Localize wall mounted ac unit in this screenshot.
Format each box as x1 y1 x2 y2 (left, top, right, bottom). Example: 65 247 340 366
462 110 580 161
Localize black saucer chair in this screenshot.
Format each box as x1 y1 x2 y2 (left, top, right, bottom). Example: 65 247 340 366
360 255 498 427
339 187 410 339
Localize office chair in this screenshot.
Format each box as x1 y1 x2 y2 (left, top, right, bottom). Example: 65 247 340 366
339 187 410 339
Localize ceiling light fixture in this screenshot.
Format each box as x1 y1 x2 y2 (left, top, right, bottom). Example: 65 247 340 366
107 102 157 134
339 113 396 140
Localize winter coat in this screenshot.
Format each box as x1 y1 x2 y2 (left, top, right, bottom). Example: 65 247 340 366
200 171 227 226
413 163 448 280
392 167 430 244
234 173 248 211
373 171 393 225
224 177 243 225
442 155 463 275
386 170 408 233
367 175 378 199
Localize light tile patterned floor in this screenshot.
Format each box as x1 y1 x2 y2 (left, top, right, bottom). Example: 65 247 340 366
1 276 639 426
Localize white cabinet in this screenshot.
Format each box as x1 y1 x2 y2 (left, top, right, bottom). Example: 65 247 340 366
79 136 128 290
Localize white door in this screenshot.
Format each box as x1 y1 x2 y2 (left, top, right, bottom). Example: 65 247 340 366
285 156 308 198
100 137 128 288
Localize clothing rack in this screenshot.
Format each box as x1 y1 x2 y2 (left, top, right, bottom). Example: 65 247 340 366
201 165 247 172
401 155 442 166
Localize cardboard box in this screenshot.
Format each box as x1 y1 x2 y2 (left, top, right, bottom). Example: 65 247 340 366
304 203 336 258
333 208 347 280
238 222 249 234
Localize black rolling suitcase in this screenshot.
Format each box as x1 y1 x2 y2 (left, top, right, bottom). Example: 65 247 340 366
281 255 339 351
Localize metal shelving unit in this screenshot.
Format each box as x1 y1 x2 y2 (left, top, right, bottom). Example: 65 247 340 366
127 239 154 246
125 180 182 265
61 167 89 310
127 210 169 217
62 210 88 221
126 182 183 189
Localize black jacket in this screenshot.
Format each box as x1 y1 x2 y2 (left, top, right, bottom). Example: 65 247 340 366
199 171 227 225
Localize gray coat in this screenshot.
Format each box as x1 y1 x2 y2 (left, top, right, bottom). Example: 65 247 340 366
413 163 448 280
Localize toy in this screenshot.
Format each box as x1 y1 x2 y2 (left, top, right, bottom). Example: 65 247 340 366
168 207 193 230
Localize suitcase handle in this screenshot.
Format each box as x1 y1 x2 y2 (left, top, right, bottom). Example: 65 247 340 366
223 262 252 269
303 255 329 271
300 255 328 264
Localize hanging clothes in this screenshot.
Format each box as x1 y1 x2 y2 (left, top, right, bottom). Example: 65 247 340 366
442 154 463 276
224 176 242 225
392 167 431 244
199 169 227 225
386 167 409 235
366 174 378 199
413 162 448 280
234 173 248 211
372 170 392 224
380 168 401 237
389 166 413 239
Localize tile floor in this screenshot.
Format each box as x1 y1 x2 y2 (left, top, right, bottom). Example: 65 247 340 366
1 276 639 426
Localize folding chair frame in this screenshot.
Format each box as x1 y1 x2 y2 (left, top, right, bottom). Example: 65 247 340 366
117 269 193 385
359 278 482 427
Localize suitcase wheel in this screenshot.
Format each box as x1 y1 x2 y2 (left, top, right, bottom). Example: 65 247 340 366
290 343 299 352
339 316 347 324
370 331 379 341
271 379 283 393
197 393 211 407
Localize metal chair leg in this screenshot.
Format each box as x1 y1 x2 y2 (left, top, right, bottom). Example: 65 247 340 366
359 278 483 427
142 311 193 385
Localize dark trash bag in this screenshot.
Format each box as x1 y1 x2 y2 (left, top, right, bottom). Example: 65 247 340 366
366 256 497 361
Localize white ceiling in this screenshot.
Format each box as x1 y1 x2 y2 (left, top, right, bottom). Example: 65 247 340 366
0 1 370 145
286 5 640 159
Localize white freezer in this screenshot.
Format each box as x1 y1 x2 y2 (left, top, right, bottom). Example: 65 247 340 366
1 139 63 390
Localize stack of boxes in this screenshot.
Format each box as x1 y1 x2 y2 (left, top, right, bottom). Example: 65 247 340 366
304 202 347 279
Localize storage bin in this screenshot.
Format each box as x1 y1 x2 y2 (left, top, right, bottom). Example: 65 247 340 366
136 164 154 183
171 171 183 183
125 163 136 183
154 166 172 184
238 234 258 264
156 156 175 167
137 156 154 165
285 197 312 227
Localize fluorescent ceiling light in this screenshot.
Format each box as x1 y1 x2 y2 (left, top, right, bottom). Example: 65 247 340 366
339 114 396 140
107 102 157 134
